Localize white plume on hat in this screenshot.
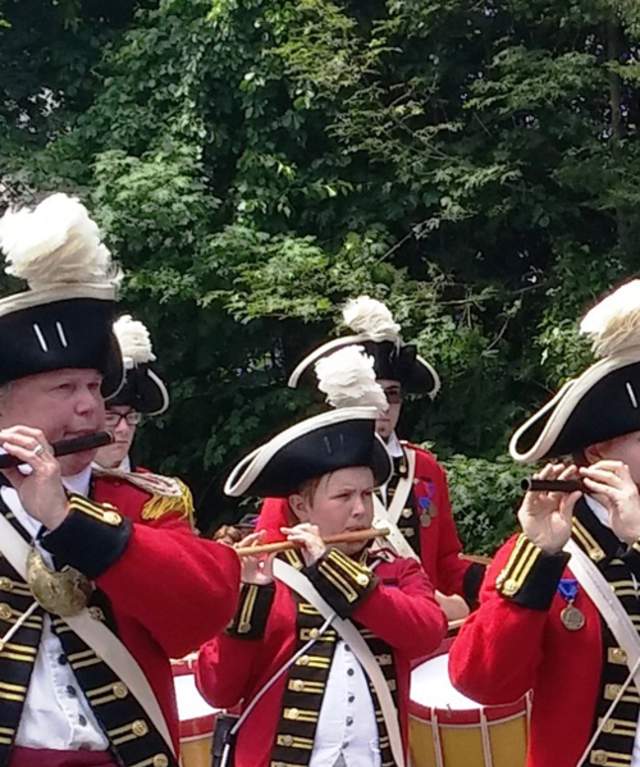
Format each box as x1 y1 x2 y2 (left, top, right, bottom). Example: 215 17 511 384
342 296 401 342
113 314 156 368
315 345 388 414
0 193 119 290
579 279 640 359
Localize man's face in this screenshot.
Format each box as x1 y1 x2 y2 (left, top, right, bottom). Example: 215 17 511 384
587 430 640 484
375 378 402 440
290 466 375 556
0 368 105 476
95 406 140 469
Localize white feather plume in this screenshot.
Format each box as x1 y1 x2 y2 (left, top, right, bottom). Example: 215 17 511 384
113 314 156 367
579 280 640 358
315 345 388 413
0 193 119 289
342 295 401 342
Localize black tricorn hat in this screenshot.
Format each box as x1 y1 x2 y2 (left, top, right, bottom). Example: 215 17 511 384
510 280 640 463
107 315 169 415
0 194 123 397
224 407 392 498
287 296 440 397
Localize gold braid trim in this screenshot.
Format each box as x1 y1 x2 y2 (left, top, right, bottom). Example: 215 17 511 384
141 479 194 526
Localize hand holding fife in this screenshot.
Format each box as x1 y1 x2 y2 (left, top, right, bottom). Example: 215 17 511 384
580 460 640 544
0 425 68 530
517 463 581 554
280 523 326 565
236 531 275 585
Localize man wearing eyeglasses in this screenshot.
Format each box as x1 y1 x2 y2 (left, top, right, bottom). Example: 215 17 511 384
97 408 142 471
95 314 168 473
94 314 195 520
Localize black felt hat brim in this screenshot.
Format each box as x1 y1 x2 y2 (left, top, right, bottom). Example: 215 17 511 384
288 335 440 398
0 296 123 397
225 407 392 498
510 356 640 462
106 364 169 415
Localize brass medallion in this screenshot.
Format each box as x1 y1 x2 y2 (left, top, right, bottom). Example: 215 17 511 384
560 604 585 631
26 548 93 617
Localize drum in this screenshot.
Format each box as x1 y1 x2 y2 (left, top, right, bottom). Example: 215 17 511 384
172 654 219 767
409 652 529 767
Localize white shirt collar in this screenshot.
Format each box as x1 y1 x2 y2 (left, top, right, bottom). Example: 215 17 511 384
118 455 132 473
385 432 404 458
585 494 611 530
60 464 92 497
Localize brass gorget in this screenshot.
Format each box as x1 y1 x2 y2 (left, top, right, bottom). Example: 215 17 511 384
25 547 93 617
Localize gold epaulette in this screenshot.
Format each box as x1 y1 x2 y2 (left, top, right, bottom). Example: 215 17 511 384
93 466 195 526
141 478 194 526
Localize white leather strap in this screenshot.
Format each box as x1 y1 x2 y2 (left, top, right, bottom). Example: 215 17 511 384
564 539 640 677
564 538 640 765
373 494 419 563
273 559 406 767
0 512 176 757
386 448 416 525
373 448 419 563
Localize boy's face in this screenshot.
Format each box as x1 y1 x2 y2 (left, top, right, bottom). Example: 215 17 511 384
290 466 375 555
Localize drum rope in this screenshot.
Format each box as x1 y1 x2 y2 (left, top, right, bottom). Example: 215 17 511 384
479 708 494 767
575 653 640 767
430 710 444 767
218 613 336 767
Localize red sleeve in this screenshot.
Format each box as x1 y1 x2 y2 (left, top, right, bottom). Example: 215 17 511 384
97 514 241 659
255 496 290 541
354 557 447 659
197 630 265 708
432 467 471 596
448 535 547 704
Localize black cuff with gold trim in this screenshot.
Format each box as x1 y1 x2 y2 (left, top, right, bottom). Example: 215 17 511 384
226 582 275 639
495 534 569 611
42 494 132 579
462 562 486 610
622 540 640 580
305 547 376 618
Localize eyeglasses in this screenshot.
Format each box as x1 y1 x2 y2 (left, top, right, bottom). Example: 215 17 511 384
382 386 403 405
105 411 142 428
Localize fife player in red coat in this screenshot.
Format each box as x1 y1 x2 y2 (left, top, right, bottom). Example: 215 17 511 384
198 388 446 766
256 297 483 620
0 193 240 767
449 280 640 767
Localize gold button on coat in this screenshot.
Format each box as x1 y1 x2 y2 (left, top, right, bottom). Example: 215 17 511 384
356 574 369 587
0 603 11 620
0 578 12 591
112 682 128 699
152 756 169 767
132 720 148 737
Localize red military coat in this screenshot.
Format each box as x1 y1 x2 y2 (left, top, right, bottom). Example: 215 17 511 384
81 474 241 753
448 532 605 767
196 551 446 767
257 443 475 599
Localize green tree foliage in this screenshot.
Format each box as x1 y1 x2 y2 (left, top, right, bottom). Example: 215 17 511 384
1 0 639 545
